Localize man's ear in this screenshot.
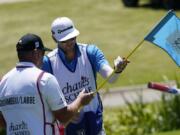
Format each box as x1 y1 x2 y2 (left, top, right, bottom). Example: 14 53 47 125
33 49 39 59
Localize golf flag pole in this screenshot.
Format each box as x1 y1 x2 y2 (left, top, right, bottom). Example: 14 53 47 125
126 39 145 59
96 39 145 92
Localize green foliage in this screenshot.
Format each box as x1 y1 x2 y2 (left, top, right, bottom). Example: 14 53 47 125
104 94 180 135
104 74 180 135
156 95 180 131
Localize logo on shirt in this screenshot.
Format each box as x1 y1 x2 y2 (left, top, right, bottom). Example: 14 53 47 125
0 96 36 107
62 76 92 103
9 121 30 135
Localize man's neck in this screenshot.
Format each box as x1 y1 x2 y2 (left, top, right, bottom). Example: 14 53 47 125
65 51 75 62
58 46 76 62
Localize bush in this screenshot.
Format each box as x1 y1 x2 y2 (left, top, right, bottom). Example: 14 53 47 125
104 92 180 135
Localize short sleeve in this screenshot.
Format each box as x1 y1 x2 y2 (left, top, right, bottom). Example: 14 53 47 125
42 56 53 74
40 73 67 111
87 45 109 72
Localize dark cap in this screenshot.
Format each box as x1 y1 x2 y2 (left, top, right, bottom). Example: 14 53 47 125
16 33 52 52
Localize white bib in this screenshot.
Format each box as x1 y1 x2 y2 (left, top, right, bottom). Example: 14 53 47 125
48 44 100 113
0 65 56 135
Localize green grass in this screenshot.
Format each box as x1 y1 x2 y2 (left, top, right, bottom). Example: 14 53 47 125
0 0 179 87
155 130 180 135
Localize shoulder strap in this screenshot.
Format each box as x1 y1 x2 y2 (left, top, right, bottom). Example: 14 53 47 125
36 71 47 135
37 71 57 135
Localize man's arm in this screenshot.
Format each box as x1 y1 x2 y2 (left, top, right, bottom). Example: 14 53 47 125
87 45 129 83
99 57 129 83
41 73 94 126
53 90 94 126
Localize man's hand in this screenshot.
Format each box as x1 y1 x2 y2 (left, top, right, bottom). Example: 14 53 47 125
78 89 94 106
53 89 95 126
114 56 130 73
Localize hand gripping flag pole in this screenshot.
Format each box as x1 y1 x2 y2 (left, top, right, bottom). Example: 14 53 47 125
96 10 180 92
96 39 145 92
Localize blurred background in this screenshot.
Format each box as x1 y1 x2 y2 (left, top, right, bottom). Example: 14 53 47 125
122 0 180 9
1 0 180 135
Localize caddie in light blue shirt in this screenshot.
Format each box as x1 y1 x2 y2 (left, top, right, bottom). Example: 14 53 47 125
42 17 129 135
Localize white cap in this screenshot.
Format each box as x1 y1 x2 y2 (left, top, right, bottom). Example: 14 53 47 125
51 17 80 42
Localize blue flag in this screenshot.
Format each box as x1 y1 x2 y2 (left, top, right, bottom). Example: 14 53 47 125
145 10 180 67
